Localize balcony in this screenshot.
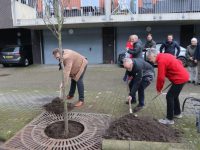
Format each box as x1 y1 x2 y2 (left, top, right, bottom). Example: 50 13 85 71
11 0 200 28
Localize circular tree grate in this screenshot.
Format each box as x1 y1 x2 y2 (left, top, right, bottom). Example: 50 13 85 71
0 111 111 150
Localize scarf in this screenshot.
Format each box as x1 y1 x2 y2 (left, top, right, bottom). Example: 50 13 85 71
58 51 64 71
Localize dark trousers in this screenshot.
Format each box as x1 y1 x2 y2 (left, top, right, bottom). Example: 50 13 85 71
166 82 186 120
68 65 87 102
123 70 128 81
129 79 150 107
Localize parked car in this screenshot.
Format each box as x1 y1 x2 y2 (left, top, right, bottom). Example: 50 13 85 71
0 45 33 67
118 44 187 67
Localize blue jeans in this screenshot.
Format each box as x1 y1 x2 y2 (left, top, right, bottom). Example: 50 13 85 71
123 70 128 81
68 65 87 102
129 79 150 107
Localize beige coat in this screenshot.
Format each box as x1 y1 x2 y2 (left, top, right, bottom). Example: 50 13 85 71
63 49 88 83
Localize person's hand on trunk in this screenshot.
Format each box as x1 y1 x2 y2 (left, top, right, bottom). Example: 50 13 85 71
194 59 197 63
190 57 193 61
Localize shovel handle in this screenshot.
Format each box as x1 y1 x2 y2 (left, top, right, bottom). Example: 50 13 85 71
126 81 133 114
145 83 172 108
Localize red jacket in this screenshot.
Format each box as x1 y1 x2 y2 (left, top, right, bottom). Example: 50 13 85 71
126 42 133 58
156 53 189 92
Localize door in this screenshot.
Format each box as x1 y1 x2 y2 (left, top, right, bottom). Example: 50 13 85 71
103 27 114 63
180 25 195 48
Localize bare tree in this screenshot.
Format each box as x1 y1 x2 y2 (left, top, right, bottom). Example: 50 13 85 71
37 0 69 135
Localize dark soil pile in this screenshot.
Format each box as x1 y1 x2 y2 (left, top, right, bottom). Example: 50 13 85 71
45 121 84 139
103 114 183 143
43 97 74 114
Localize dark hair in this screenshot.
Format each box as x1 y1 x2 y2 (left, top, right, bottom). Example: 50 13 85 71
168 34 173 37
52 48 60 55
147 33 152 37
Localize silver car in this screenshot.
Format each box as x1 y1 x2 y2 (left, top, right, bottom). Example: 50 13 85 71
0 45 33 67
143 44 187 66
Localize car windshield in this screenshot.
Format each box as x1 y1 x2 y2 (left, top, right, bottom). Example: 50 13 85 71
2 46 19 52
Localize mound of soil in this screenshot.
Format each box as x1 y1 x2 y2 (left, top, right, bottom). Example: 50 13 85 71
103 114 183 143
45 121 84 139
43 97 74 114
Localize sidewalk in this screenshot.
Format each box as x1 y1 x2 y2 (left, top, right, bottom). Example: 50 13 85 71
0 64 199 149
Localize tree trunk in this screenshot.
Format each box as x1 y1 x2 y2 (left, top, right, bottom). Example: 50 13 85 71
56 0 69 136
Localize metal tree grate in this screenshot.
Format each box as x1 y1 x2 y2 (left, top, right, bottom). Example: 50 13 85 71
0 111 112 150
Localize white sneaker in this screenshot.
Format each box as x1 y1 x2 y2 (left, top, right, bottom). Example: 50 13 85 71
174 114 182 119
158 118 174 125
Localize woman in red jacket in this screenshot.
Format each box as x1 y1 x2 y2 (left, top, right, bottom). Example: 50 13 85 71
123 35 134 82
126 35 134 57
146 48 189 125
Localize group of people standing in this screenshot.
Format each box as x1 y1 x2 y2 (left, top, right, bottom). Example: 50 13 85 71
50 33 200 125
124 34 200 125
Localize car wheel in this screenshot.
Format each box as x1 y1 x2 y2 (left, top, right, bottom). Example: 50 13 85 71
2 64 9 67
177 56 187 67
23 58 29 67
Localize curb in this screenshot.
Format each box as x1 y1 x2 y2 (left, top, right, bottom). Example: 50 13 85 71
102 139 186 150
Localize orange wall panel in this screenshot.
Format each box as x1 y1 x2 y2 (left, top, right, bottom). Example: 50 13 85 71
37 0 43 12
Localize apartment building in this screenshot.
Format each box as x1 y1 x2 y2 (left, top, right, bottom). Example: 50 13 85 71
1 0 200 64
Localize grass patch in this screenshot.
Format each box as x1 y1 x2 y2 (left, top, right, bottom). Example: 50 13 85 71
0 106 42 141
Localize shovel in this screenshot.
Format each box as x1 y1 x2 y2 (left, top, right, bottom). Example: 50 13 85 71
134 83 172 113
126 81 138 117
126 81 133 114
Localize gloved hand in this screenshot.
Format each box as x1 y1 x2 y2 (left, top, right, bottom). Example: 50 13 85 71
126 78 129 82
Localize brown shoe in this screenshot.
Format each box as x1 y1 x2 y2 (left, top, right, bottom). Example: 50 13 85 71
66 95 74 100
75 101 84 107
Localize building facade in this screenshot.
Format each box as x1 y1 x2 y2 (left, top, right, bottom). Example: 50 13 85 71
1 0 200 64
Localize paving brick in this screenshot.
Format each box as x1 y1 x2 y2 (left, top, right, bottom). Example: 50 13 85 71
0 64 200 144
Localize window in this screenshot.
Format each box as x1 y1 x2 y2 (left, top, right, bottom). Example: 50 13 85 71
2 46 20 52
17 0 28 5
143 0 152 9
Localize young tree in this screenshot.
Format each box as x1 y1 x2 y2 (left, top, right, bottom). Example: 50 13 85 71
37 0 69 135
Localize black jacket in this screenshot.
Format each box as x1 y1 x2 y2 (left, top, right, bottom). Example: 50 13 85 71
194 41 200 60
127 58 154 97
160 39 180 57
128 39 143 59
142 39 156 51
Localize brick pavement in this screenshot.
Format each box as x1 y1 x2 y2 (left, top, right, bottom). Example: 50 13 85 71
0 64 200 148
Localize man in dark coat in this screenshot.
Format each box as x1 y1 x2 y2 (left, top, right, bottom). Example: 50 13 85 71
194 40 200 85
126 35 143 59
124 58 154 112
123 35 143 81
160 34 180 57
143 33 156 67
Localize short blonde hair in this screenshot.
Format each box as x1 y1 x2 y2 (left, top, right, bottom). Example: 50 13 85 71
128 35 134 42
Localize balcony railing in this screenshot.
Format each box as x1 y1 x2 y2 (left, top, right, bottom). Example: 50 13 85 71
12 0 200 27
111 0 200 15
35 0 105 18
